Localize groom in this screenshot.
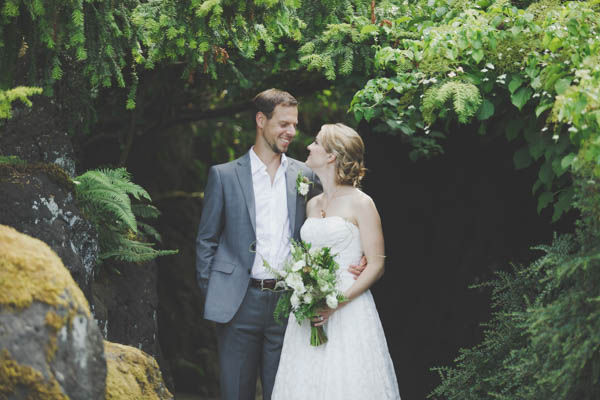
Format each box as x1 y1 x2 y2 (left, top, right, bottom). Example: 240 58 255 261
196 89 364 399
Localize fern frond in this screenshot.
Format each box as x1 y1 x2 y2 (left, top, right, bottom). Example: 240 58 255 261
75 169 138 232
99 234 177 263
132 203 161 219
75 167 177 265
137 221 162 243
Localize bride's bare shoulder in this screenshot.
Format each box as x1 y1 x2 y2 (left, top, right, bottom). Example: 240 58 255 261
351 188 375 207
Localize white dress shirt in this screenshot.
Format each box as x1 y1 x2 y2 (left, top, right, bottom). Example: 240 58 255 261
249 147 291 279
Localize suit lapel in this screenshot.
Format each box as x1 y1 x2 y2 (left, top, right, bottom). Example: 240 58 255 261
235 153 256 234
286 160 298 236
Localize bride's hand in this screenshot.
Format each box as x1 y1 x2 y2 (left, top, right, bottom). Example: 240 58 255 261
312 304 344 327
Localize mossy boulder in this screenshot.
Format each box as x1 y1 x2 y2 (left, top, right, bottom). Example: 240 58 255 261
0 162 98 301
0 224 106 399
105 341 173 400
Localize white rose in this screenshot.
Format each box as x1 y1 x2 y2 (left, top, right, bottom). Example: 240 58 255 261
292 259 306 272
326 294 338 309
298 182 309 196
290 293 300 309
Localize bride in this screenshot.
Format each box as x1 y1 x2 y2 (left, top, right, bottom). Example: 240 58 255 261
271 123 401 399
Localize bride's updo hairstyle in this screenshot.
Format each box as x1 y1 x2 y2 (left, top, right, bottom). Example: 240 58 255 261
320 123 367 187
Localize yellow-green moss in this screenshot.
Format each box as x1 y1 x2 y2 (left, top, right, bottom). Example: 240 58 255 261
0 162 74 192
0 225 90 315
43 310 66 362
104 341 173 400
0 349 68 400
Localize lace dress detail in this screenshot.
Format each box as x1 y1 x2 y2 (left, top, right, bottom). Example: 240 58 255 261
272 216 401 400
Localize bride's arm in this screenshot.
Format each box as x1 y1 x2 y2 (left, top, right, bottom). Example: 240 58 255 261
342 194 385 302
313 193 384 326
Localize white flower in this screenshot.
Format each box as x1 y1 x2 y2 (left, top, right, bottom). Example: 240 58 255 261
552 134 559 141
541 126 549 132
291 293 300 308
448 71 456 78
292 259 306 272
480 68 489 73
486 63 495 70
457 66 464 73
285 273 306 294
298 182 309 196
326 294 338 309
303 292 313 304
568 126 578 133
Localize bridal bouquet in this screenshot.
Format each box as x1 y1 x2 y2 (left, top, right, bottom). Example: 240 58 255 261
264 239 346 346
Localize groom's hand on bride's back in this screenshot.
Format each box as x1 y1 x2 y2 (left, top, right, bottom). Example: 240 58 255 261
348 256 367 279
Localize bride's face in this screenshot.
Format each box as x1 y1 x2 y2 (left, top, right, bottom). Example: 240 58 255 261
306 132 333 170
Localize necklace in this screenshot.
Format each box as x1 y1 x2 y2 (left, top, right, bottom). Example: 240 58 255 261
320 186 342 218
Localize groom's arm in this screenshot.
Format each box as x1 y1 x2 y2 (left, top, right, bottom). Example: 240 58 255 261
196 166 225 297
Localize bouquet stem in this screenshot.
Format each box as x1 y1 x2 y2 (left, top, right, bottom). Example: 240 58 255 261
310 325 328 346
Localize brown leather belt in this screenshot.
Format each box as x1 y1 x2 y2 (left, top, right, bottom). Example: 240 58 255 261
250 278 278 290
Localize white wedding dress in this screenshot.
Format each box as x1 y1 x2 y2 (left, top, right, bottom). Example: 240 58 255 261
272 216 401 399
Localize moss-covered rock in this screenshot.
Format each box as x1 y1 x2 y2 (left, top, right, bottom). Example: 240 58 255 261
0 224 106 399
104 341 173 400
0 163 98 300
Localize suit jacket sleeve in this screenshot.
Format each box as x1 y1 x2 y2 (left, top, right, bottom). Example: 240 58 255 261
196 166 225 296
309 169 323 199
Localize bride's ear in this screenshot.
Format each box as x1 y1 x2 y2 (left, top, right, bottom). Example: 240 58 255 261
327 153 336 164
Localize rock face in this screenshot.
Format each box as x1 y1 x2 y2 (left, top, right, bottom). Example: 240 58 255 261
0 224 106 399
0 97 77 177
92 259 172 387
0 163 98 300
104 341 173 400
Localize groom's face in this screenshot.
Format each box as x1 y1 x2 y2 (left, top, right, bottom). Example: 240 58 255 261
259 105 298 154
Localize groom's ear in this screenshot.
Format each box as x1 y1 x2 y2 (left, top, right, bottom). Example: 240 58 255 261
256 112 266 129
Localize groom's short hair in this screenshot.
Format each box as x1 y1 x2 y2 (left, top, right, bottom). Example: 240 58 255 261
252 89 298 119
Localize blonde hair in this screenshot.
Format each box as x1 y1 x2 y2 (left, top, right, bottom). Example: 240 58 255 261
319 123 367 187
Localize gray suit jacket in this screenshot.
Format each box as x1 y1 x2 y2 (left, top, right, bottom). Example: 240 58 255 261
196 151 318 323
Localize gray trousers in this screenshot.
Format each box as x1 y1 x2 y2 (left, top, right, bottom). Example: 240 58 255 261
216 285 287 400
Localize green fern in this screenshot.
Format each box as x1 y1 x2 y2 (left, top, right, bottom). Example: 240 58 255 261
74 168 177 264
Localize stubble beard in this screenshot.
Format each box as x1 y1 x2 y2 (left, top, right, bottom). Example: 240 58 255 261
268 137 289 154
